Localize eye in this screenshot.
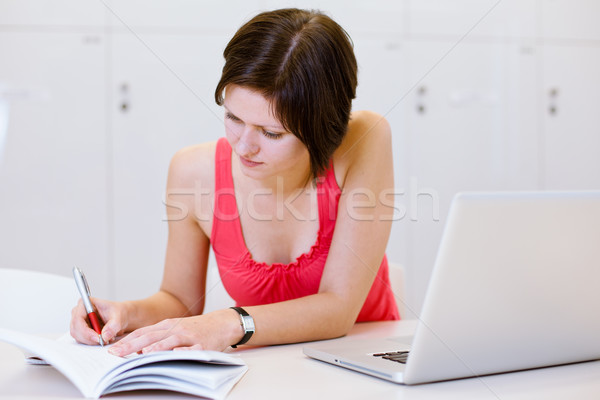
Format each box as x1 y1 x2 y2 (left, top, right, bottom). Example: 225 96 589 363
225 112 242 123
262 130 283 140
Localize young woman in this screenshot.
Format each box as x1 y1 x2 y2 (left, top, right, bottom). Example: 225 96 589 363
71 8 399 355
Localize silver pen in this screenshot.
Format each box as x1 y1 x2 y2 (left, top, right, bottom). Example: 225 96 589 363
73 267 105 346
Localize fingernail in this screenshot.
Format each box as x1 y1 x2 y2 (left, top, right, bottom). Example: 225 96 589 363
108 346 120 356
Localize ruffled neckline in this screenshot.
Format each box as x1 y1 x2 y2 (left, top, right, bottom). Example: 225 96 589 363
241 227 329 271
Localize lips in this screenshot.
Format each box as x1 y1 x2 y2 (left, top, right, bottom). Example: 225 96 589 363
239 155 263 167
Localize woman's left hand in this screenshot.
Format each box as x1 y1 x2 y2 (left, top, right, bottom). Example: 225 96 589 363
107 308 242 356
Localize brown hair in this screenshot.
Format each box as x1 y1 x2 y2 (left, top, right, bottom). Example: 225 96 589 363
215 8 358 179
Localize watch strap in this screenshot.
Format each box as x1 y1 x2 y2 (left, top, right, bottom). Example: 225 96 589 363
230 307 254 348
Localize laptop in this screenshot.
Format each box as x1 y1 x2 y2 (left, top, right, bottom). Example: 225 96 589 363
303 191 600 384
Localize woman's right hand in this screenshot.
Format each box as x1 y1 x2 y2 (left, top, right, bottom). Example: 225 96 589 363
70 297 129 346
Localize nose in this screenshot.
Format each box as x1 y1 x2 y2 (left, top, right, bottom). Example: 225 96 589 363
235 127 259 157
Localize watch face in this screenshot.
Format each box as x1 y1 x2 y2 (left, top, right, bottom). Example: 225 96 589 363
241 315 255 332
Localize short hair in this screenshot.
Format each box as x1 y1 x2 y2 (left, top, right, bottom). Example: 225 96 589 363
215 8 358 179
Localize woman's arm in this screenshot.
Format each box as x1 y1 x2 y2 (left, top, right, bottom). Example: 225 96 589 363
120 145 213 329
72 145 214 345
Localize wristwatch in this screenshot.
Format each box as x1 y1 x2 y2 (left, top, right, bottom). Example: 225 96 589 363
230 307 255 348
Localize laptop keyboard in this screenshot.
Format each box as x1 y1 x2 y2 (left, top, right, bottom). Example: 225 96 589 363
373 351 410 364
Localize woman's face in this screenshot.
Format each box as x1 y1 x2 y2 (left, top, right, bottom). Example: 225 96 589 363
223 84 310 182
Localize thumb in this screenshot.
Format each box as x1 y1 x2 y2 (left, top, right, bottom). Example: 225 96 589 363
101 319 122 344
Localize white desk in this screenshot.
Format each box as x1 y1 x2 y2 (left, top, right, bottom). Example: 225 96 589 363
2 320 600 399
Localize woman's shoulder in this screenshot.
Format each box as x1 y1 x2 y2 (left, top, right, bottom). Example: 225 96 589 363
347 110 391 143
167 140 218 189
332 110 392 187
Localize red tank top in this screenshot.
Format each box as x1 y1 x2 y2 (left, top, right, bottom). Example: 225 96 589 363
210 138 399 322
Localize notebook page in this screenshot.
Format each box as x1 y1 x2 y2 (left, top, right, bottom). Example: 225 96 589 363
106 360 247 390
0 328 124 397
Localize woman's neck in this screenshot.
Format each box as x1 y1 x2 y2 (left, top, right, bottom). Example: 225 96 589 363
232 155 313 198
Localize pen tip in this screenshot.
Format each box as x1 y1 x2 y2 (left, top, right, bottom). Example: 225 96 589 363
99 335 105 347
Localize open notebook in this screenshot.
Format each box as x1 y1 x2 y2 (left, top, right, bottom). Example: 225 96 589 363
304 191 600 384
0 328 247 399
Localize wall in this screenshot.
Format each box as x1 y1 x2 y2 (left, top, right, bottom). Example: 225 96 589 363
0 0 599 316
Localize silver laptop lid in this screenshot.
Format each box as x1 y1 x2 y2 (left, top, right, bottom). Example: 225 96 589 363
404 191 600 384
